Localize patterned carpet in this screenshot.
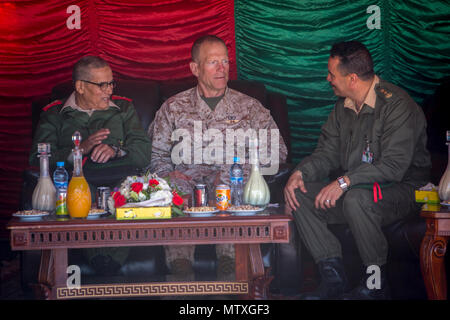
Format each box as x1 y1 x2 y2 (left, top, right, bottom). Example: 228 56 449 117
0 240 305 300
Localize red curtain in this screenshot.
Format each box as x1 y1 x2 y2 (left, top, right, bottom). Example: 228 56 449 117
0 0 236 236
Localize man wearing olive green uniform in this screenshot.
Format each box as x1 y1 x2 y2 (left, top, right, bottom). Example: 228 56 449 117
284 41 431 300
30 94 151 172
30 56 151 274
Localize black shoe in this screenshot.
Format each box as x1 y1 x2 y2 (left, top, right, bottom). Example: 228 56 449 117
300 257 348 300
341 265 390 300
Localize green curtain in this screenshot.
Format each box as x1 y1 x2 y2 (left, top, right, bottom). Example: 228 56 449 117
234 0 450 163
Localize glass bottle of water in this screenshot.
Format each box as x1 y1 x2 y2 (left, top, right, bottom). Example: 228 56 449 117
230 156 244 206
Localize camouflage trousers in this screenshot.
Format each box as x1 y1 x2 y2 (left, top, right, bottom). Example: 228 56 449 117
164 170 236 272
165 244 235 268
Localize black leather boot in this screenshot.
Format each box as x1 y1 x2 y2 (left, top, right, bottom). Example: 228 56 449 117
300 257 348 300
341 264 390 300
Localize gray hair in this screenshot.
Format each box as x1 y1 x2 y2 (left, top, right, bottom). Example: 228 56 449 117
72 55 110 82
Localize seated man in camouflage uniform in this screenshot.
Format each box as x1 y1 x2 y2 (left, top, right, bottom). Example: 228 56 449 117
30 55 152 274
284 41 431 300
148 35 288 280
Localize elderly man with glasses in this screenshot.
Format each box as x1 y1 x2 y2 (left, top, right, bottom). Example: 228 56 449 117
29 56 152 274
30 55 151 172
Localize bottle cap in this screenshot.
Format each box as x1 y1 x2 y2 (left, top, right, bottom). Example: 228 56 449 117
56 161 65 167
233 157 240 163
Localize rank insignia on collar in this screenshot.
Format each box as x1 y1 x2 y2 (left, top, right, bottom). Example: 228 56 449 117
379 88 392 98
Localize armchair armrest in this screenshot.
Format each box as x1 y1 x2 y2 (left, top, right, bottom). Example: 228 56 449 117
265 163 295 204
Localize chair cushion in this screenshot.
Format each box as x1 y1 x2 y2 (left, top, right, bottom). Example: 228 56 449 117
267 91 291 161
159 78 197 105
114 79 160 131
228 80 268 107
31 95 52 138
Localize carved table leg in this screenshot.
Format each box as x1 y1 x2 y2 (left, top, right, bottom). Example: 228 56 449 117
248 244 272 299
235 243 272 299
420 234 448 300
33 250 52 299
34 248 68 300
235 243 249 280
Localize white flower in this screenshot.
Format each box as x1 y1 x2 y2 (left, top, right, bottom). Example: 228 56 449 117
138 192 147 201
110 172 179 210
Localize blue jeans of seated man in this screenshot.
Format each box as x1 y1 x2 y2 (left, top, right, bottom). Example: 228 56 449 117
292 181 419 267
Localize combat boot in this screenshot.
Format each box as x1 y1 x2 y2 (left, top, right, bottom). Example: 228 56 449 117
300 257 348 300
341 264 390 300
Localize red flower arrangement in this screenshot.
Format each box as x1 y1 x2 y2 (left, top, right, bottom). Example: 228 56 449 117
112 192 127 208
109 174 185 217
172 191 184 206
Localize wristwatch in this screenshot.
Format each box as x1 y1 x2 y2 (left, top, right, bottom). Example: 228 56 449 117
109 144 122 158
337 176 348 192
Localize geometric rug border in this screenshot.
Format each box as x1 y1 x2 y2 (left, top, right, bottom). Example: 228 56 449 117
56 281 249 299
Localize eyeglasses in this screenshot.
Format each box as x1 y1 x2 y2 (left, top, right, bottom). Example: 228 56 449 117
81 79 116 91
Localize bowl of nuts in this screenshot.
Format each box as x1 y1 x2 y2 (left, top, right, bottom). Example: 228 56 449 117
225 205 266 216
183 206 219 217
12 209 49 221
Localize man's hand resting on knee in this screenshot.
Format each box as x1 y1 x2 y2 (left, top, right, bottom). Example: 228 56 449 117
284 170 307 212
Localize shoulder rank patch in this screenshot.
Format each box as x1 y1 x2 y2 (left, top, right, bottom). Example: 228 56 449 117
43 100 62 111
379 88 392 99
111 95 132 102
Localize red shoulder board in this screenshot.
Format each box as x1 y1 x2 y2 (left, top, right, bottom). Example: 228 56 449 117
111 95 132 102
43 100 62 111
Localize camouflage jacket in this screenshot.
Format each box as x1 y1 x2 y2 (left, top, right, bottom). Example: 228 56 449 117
148 86 288 194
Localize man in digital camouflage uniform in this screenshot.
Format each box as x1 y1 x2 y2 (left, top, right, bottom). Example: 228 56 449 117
284 41 431 300
148 35 288 280
30 55 152 274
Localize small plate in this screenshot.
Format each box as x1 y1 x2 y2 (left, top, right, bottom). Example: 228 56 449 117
13 210 49 221
226 207 265 216
87 209 107 219
440 201 450 207
183 210 219 218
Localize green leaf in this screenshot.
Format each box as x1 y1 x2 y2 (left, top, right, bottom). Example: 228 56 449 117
129 191 139 202
171 206 185 217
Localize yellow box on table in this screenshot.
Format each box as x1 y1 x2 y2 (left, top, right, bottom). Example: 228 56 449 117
421 203 442 212
415 190 440 204
116 206 171 220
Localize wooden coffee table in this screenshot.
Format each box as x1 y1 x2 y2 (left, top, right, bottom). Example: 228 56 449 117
8 208 291 300
420 206 450 300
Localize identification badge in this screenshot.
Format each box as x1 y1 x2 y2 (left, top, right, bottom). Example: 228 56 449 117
362 150 374 164
362 135 374 164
